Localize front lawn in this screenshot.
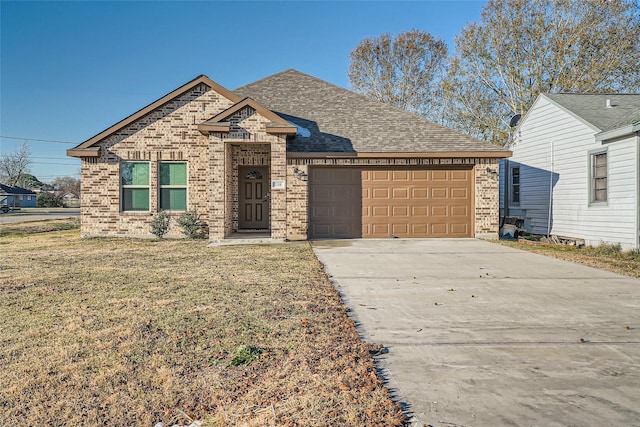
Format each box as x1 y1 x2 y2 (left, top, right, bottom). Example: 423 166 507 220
0 220 404 426
498 239 640 278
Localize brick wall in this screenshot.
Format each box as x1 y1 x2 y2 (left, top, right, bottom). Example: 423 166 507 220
80 83 234 237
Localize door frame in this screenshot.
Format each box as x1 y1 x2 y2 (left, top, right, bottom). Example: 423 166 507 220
238 165 270 230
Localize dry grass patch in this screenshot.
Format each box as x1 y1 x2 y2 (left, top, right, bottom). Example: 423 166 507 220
498 239 640 278
0 224 405 426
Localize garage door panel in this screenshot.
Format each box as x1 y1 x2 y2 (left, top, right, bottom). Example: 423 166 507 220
392 188 409 198
392 170 410 181
310 166 473 239
431 170 448 181
451 188 468 198
431 206 448 216
392 206 409 217
391 224 409 235
451 206 469 216
371 188 390 199
412 188 429 198
451 223 469 235
431 188 448 198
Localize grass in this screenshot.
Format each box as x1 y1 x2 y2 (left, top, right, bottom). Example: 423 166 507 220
499 239 640 278
0 219 404 426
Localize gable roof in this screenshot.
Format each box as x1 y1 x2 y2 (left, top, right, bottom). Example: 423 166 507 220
0 184 36 195
544 93 640 132
68 69 510 159
235 69 507 155
197 97 296 135
67 75 242 157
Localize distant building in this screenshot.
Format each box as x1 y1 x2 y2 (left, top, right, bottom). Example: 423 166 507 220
0 183 37 209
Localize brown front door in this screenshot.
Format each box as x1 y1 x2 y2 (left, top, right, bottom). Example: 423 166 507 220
239 166 269 229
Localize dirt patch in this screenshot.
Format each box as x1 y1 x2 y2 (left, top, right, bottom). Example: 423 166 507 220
0 226 405 426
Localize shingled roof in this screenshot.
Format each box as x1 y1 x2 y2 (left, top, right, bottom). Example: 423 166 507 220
545 93 640 132
0 183 36 195
235 69 505 154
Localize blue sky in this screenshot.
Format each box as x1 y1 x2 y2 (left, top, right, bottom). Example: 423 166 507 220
0 0 486 182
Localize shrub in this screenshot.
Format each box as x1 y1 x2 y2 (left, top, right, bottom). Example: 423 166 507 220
586 242 623 256
36 192 63 208
150 210 171 239
176 210 207 238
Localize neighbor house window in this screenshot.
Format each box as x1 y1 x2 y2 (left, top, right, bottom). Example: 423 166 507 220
510 166 520 204
159 162 187 211
121 162 150 211
591 152 607 203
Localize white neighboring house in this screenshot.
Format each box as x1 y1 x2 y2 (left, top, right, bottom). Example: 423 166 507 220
500 93 640 250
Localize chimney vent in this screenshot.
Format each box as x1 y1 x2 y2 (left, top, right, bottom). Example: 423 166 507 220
606 99 613 108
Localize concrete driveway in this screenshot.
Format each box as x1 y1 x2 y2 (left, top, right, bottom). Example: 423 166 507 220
311 239 640 427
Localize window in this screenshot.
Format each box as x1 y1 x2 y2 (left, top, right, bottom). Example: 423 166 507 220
591 152 607 203
121 162 150 211
510 166 520 204
159 162 187 211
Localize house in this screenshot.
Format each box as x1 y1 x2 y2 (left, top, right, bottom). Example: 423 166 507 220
500 93 640 250
0 184 37 209
67 69 510 241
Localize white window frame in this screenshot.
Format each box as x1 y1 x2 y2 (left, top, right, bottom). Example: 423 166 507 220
510 166 520 205
589 150 608 205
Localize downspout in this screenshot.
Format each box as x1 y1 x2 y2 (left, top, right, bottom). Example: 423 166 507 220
503 159 510 227
637 135 640 249
547 140 554 237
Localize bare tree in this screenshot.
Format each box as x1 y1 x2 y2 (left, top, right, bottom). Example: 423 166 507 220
53 176 80 198
443 0 640 145
349 29 448 121
0 142 32 187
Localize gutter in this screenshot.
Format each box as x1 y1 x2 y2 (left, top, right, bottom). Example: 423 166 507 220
595 123 640 142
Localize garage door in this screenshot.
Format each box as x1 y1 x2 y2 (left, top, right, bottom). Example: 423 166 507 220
309 166 473 239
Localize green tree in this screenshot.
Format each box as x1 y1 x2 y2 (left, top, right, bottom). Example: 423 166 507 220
349 29 448 120
16 173 45 189
37 192 63 208
443 0 640 145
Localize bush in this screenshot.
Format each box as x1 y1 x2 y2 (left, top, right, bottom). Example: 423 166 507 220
150 211 171 239
36 192 63 207
586 242 623 256
176 210 207 238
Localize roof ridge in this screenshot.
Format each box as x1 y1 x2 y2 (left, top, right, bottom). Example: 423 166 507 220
240 69 485 143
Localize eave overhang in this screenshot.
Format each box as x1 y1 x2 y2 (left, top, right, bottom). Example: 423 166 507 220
595 122 640 142
66 147 101 158
67 75 241 156
286 151 512 159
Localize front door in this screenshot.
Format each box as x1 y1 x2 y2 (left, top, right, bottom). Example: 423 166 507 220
239 166 269 229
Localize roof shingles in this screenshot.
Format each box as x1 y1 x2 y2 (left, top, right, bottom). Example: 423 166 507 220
545 93 640 132
235 69 503 153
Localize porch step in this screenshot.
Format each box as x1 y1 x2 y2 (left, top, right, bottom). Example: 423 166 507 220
207 237 286 246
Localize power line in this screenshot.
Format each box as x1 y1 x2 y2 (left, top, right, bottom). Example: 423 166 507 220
0 135 79 145
31 161 79 166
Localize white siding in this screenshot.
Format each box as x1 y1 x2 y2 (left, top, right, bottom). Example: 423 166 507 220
506 96 639 250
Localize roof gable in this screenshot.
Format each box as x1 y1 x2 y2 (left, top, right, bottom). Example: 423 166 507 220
197 97 296 135
68 75 241 157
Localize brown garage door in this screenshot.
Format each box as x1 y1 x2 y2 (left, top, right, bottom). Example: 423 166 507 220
309 166 473 239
